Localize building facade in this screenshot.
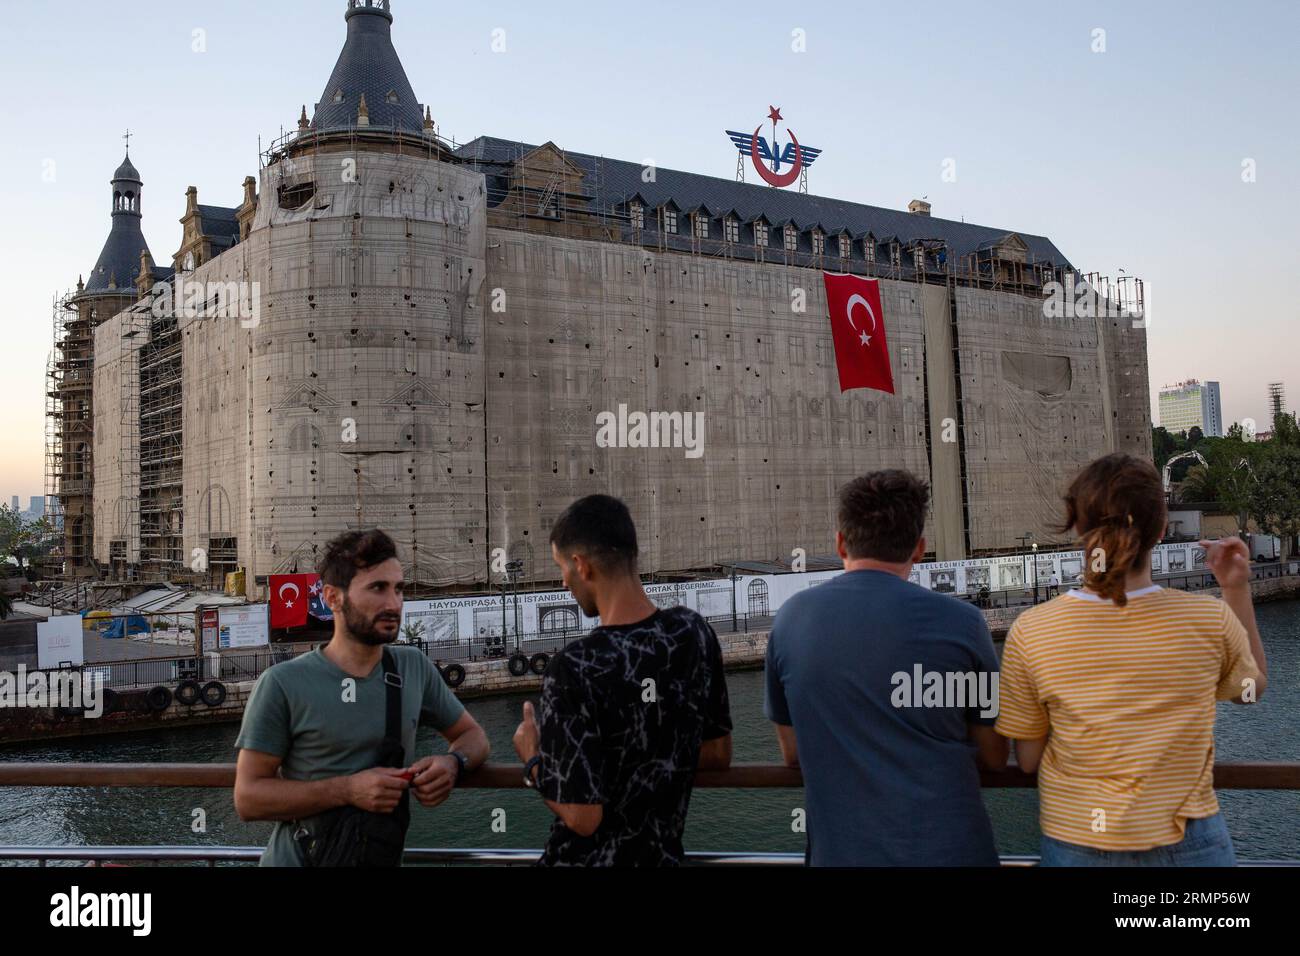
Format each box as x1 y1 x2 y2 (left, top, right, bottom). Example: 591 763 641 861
50 0 1152 591
1159 379 1223 437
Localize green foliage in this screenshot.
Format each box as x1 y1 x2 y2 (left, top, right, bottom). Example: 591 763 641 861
1272 411 1300 447
1248 444 1300 560
0 506 56 567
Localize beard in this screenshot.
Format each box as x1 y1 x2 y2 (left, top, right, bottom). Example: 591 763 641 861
342 595 400 646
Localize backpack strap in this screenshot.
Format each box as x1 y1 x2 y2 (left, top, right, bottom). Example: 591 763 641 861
379 647 405 768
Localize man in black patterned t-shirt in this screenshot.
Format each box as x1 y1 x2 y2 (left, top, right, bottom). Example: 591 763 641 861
513 495 732 866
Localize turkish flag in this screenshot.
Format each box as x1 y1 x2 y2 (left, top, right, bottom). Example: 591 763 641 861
269 573 317 629
823 273 895 394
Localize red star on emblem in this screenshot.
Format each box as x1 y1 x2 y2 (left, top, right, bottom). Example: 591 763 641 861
767 105 783 125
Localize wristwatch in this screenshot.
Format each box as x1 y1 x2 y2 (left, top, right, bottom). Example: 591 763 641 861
523 755 543 789
447 750 469 782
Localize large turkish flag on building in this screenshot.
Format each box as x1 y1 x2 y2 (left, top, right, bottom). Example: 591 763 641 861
269 573 317 629
823 272 895 394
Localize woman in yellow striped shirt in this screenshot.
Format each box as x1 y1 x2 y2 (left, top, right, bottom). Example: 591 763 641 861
995 453 1267 866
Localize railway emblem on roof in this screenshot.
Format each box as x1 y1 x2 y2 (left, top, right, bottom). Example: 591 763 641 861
726 107 822 189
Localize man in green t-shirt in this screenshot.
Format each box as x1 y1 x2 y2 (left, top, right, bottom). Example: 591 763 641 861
234 529 489 866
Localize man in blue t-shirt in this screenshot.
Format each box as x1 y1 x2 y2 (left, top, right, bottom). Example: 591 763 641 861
764 470 1007 866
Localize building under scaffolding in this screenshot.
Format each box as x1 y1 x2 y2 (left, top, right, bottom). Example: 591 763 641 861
49 0 1151 596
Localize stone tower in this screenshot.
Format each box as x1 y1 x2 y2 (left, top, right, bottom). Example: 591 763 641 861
51 149 156 576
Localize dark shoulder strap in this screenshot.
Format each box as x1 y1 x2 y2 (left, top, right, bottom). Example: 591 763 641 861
380 647 404 768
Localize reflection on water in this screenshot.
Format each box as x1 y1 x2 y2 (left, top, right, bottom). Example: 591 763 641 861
2 602 1297 861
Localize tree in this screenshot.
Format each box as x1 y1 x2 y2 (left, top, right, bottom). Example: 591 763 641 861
1272 411 1300 447
1187 425 1205 445
1152 426 1178 470
1179 438 1259 527
0 506 56 570
1248 444 1300 561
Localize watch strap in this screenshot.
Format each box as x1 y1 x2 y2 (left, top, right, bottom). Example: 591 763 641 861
523 754 543 789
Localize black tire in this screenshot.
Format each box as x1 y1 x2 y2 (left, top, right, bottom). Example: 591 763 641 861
175 679 202 706
441 664 465 689
529 653 549 676
145 686 173 712
200 681 226 707
507 653 529 677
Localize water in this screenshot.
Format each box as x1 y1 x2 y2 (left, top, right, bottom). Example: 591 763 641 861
2 602 1298 861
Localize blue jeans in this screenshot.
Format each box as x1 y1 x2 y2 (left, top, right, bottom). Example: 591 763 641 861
1039 814 1237 867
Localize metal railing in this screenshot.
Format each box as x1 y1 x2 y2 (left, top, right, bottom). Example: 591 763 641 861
1 762 1296 866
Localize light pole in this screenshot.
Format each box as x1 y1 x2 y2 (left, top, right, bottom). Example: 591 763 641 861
1031 542 1040 605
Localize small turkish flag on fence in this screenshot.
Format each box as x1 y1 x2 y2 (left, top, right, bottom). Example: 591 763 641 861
269 573 317 629
822 272 895 394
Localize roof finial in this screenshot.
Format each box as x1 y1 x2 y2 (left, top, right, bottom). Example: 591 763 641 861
123 129 132 154
357 93 370 127
423 106 434 132
298 105 310 130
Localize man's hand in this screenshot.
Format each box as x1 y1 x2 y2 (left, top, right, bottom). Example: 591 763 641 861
408 755 460 808
1201 537 1251 591
513 701 540 763
345 767 410 813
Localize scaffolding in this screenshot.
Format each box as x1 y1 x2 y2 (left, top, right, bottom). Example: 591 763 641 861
1267 382 1286 424
44 290 95 576
138 308 184 579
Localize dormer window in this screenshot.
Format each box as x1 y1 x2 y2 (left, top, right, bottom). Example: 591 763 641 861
692 214 709 239
724 217 739 243
839 235 851 258
629 201 644 230
783 225 798 252
913 247 925 271
332 89 344 104
182 252 196 272
386 90 400 105
753 220 768 246
662 207 677 234
811 230 825 256
863 238 875 260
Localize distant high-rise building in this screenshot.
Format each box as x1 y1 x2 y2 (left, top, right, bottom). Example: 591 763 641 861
1159 380 1222 437
29 496 45 517
9 496 17 512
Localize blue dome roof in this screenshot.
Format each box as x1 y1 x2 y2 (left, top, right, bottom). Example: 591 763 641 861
310 1 424 134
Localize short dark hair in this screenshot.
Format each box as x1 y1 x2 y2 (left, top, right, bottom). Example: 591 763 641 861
549 495 639 575
838 470 929 562
317 528 399 590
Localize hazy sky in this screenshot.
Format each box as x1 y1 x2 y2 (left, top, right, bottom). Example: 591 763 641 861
1 0 1296 500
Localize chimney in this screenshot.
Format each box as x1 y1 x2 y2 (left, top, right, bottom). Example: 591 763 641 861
908 199 931 217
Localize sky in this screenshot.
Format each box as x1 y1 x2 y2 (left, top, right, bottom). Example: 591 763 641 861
0 0 1296 500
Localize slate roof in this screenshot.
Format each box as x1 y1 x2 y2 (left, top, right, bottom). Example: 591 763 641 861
85 216 152 294
113 152 141 182
310 1 424 135
454 136 1072 267
197 204 240 253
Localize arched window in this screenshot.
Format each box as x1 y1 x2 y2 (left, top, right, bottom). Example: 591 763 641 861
288 422 321 452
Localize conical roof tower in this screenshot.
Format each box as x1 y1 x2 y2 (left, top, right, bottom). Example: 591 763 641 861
309 1 424 135
84 149 154 295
